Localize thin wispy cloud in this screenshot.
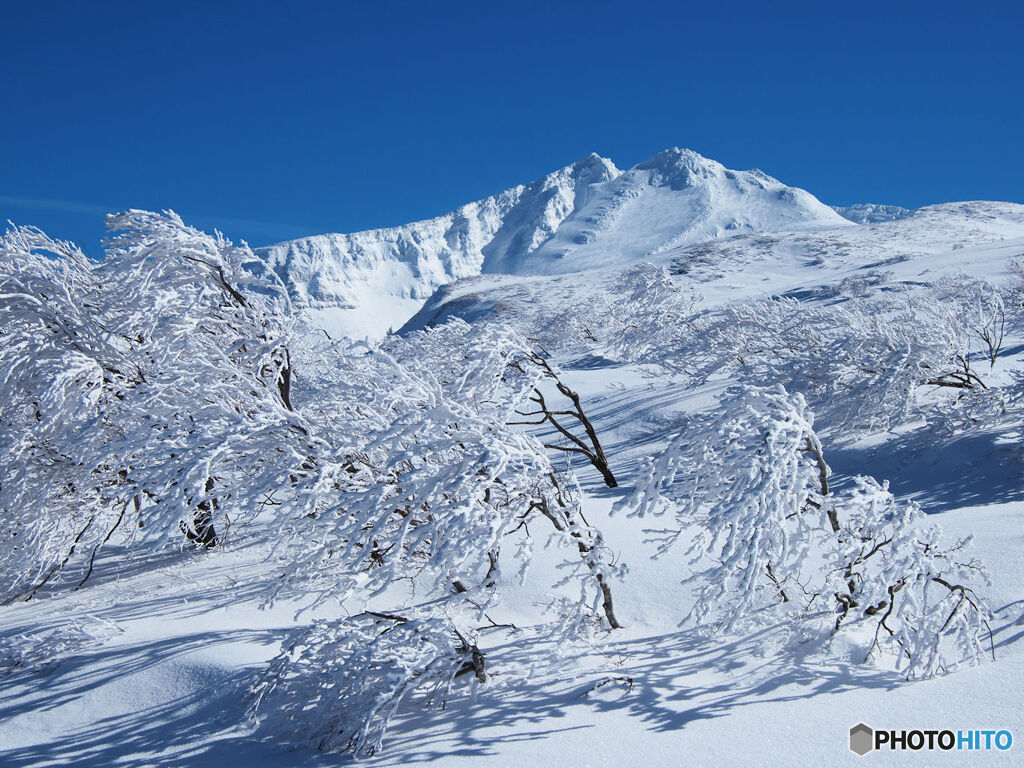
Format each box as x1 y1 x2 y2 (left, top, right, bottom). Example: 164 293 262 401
0 195 317 243
0 195 112 217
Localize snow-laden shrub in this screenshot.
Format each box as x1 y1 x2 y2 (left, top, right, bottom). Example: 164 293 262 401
251 613 483 757
615 384 993 678
269 320 624 624
600 263 701 364
928 275 1007 367
617 385 824 631
0 212 311 601
832 477 993 678
631 280 1010 435
0 615 122 677
714 296 976 432
1 212 627 756
484 262 701 359
252 319 624 756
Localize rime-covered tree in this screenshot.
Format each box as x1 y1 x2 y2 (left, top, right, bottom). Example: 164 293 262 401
649 290 1008 434
252 320 624 755
251 611 486 757
615 384 993 678
0 211 308 600
268 320 623 627
2 214 626 754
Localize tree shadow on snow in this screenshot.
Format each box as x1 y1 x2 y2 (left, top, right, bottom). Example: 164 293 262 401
992 599 1024 652
0 626 328 768
351 622 905 766
827 423 1024 514
5 616 1017 766
0 543 320 767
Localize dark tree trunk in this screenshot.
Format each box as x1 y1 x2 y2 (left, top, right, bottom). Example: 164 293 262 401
510 351 618 488
181 477 218 548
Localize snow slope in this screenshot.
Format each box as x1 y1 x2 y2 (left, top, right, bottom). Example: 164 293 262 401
259 148 848 339
257 154 618 338
403 200 1024 334
3 176 1024 767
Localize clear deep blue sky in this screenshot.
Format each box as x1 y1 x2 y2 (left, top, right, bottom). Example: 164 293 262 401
2 1 1022 250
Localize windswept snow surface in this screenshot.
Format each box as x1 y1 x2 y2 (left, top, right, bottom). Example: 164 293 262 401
259 148 848 339
3 163 1024 767
832 203 916 223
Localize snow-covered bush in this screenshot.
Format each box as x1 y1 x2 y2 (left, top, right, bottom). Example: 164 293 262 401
929 275 1007 367
616 385 825 630
674 289 1005 435
2 213 626 754
269 321 623 627
829 476 993 678
0 211 310 601
600 263 701 364
0 614 122 677
495 263 701 360
253 319 624 755
251 612 484 757
615 384 993 678
1 225 127 600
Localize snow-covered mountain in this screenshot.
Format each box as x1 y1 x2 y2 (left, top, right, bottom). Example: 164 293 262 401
259 148 849 338
403 201 1024 334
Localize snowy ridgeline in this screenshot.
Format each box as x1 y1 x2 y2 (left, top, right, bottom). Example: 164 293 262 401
2 170 1024 764
257 147 850 339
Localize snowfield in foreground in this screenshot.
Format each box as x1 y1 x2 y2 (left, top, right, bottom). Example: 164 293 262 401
2 151 1024 767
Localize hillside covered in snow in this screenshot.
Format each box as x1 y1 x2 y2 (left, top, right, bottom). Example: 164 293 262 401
259 148 850 338
2 151 1024 768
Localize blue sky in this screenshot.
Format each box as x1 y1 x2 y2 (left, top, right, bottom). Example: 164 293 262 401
2 1 1022 249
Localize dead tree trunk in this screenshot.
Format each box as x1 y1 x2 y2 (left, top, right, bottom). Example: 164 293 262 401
277 348 294 411
511 351 617 488
802 433 862 628
923 353 987 390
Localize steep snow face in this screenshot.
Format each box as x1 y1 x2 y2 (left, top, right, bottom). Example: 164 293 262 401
259 148 848 339
258 154 619 338
499 148 851 275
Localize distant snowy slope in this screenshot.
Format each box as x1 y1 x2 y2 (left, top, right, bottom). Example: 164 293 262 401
258 154 618 338
832 203 915 223
403 201 1024 335
259 148 849 338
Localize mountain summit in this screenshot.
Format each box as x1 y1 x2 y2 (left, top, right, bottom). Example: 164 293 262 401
258 148 848 338
495 147 849 274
